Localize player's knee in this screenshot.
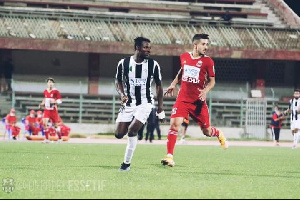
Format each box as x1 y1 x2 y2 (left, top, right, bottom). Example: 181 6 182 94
115 133 124 139
202 128 211 137
170 124 180 132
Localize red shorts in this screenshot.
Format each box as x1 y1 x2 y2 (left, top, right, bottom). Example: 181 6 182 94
43 109 59 124
171 100 210 129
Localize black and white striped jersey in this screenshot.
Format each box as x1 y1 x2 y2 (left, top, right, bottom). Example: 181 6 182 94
289 98 300 121
116 56 162 106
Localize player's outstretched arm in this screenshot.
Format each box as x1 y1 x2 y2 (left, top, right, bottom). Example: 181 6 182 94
165 69 182 97
156 82 165 123
39 99 45 109
284 108 290 116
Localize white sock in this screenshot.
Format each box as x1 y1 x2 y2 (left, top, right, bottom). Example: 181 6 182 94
294 133 299 146
124 136 138 164
55 127 61 134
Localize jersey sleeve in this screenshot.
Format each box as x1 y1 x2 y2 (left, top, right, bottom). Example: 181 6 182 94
180 54 185 69
289 99 292 110
207 57 215 77
56 90 62 104
153 61 162 86
116 59 123 82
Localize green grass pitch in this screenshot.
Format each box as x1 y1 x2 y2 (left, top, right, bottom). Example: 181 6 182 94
0 142 299 199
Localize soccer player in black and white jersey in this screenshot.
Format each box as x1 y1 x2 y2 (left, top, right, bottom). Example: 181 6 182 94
115 37 165 171
284 89 300 149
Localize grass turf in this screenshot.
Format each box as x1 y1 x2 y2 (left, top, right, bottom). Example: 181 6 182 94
0 142 299 199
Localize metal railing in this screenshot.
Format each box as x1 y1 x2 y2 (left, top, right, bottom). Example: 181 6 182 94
0 79 293 129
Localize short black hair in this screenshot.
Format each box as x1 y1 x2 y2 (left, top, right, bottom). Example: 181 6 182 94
134 37 151 50
294 89 300 93
46 77 55 83
192 34 210 42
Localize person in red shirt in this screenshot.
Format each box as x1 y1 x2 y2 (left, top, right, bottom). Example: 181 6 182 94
57 115 71 137
39 77 62 143
25 110 39 136
270 105 285 146
5 109 20 140
161 34 228 167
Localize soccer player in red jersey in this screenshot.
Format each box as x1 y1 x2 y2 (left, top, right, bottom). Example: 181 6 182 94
5 109 20 140
25 110 39 135
39 77 62 143
161 34 228 167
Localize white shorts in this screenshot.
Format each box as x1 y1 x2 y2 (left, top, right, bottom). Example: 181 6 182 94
116 103 153 124
291 120 300 130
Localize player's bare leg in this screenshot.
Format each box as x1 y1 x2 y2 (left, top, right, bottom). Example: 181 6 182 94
115 122 130 139
54 123 62 143
161 117 184 167
42 118 50 143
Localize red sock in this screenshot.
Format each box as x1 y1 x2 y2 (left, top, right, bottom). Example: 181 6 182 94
44 128 49 139
167 129 178 155
210 127 220 137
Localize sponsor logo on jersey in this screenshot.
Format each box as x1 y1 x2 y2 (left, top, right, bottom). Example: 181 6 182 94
130 78 147 86
182 65 200 84
196 60 202 68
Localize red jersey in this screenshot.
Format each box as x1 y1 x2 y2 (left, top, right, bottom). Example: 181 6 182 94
44 88 62 111
36 117 43 126
177 52 215 103
6 114 17 125
25 116 36 126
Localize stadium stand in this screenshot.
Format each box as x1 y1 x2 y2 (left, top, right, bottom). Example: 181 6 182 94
0 0 284 28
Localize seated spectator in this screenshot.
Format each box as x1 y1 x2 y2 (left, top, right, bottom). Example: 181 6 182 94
222 10 232 25
5 109 20 140
44 120 56 137
25 110 39 136
57 115 71 137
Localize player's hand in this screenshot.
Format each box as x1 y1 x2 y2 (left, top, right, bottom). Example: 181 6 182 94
198 88 207 101
121 95 128 105
38 103 44 109
156 109 166 123
164 85 176 97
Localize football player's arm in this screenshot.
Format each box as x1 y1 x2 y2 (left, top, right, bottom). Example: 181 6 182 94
55 91 62 106
39 98 45 109
165 68 182 96
199 59 216 101
199 76 215 101
115 60 128 105
284 102 292 115
154 63 165 122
